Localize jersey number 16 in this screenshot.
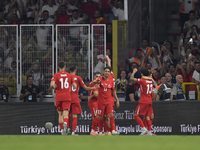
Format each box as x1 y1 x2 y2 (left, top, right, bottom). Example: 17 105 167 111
59 78 69 89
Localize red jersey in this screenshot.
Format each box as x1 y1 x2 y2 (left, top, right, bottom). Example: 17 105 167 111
52 71 74 102
136 79 153 104
71 74 85 103
88 79 99 102
96 76 115 104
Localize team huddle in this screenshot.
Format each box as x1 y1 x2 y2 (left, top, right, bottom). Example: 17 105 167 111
50 56 155 136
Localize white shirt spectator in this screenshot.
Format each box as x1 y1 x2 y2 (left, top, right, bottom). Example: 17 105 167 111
148 56 159 69
27 5 39 18
112 7 125 20
36 27 49 50
69 17 83 38
42 5 58 16
67 4 78 15
37 17 54 24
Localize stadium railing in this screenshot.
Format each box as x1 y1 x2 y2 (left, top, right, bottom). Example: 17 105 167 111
182 82 200 100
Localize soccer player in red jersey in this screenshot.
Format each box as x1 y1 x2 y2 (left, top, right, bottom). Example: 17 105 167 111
130 68 154 136
88 71 101 135
91 66 120 135
68 65 99 135
50 62 77 135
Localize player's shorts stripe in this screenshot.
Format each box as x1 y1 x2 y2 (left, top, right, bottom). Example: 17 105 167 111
137 106 140 114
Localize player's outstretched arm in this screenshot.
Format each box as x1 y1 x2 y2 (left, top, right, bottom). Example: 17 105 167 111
105 55 111 67
83 84 100 91
91 79 101 85
112 90 120 108
50 81 56 89
141 76 155 83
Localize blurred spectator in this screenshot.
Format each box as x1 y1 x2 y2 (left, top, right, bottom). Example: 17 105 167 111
178 37 191 62
168 63 178 84
0 76 10 102
34 10 54 24
140 39 151 57
36 19 50 50
192 62 200 85
127 49 143 66
101 0 114 23
26 62 44 88
152 69 161 85
115 70 127 92
55 5 69 24
108 0 124 20
125 78 135 101
76 0 101 19
8 0 24 21
179 0 197 32
42 0 59 18
91 9 109 24
183 10 198 34
3 0 11 20
4 67 17 95
106 23 112 49
141 6 149 38
170 75 186 101
19 75 43 102
153 75 166 100
69 9 85 38
26 0 39 18
8 11 20 25
79 77 89 101
185 25 200 46
0 24 8 51
67 0 78 16
177 62 188 82
43 63 53 95
156 73 173 101
0 8 7 23
78 26 89 46
4 50 17 70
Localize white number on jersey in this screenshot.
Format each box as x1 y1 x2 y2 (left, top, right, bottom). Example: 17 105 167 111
146 84 153 94
104 88 107 91
72 86 76 92
59 78 69 89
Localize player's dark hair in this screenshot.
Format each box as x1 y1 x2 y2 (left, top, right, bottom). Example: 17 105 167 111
27 75 34 80
104 66 111 71
58 61 65 69
161 75 165 79
69 65 76 72
140 68 149 76
148 71 152 76
94 71 101 76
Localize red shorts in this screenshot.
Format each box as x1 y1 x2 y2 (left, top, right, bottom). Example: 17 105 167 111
69 102 82 115
135 103 153 117
88 101 98 117
97 102 114 116
56 101 71 111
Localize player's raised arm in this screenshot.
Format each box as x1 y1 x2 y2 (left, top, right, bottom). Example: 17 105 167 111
83 84 100 91
130 68 138 82
105 55 111 67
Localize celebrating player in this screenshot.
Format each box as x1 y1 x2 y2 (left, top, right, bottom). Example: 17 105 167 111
50 61 77 135
130 68 154 136
88 71 101 135
68 65 99 135
91 66 120 135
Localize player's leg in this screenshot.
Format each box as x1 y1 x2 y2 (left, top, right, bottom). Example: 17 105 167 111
89 102 99 135
62 101 71 135
97 102 105 135
134 103 148 135
143 117 147 128
67 105 72 134
71 102 82 135
57 110 64 135
145 104 153 136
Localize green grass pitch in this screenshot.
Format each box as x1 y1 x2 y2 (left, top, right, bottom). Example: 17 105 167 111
0 135 199 150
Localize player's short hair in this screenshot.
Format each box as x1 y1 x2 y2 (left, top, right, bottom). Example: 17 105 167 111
104 66 111 72
94 71 101 76
69 65 76 72
27 75 34 80
140 68 149 76
58 61 65 69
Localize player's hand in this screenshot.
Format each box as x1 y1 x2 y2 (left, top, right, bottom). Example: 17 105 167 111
95 84 100 89
97 79 101 84
116 101 120 108
133 68 138 74
104 55 109 61
88 96 92 101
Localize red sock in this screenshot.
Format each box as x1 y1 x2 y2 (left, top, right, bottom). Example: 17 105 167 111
146 120 152 131
72 117 77 131
134 115 145 128
64 118 68 124
143 118 147 128
59 123 63 130
92 119 95 130
110 116 116 131
150 118 153 125
103 118 108 132
98 119 103 132
68 115 71 128
108 127 112 132
94 117 99 132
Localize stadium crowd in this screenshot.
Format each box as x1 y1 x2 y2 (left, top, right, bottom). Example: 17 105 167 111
0 0 199 102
